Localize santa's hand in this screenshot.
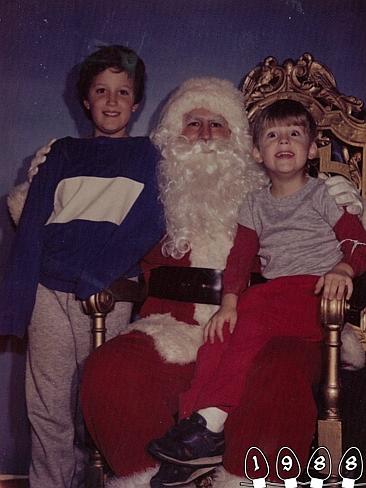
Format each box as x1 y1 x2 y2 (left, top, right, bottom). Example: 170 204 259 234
28 138 57 182
204 306 237 344
323 174 363 215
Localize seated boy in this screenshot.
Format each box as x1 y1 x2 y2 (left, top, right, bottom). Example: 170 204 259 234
148 100 366 484
0 45 164 488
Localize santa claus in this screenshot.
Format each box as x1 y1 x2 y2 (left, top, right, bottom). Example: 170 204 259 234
79 77 364 488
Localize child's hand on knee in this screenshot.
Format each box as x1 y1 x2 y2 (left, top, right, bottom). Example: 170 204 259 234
204 293 238 344
204 307 237 344
314 262 354 300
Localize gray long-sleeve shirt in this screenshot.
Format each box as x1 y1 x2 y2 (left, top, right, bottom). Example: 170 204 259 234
237 177 344 279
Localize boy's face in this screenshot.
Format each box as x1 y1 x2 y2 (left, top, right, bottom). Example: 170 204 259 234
83 68 138 138
252 123 317 179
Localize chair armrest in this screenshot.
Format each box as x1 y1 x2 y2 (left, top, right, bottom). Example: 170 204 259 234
318 271 366 421
81 277 145 349
81 291 116 349
320 295 346 421
107 276 147 303
318 294 347 481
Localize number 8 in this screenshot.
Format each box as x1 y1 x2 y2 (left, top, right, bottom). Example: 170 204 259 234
313 455 326 471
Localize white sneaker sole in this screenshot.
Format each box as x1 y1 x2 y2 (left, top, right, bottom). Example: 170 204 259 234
163 466 216 486
156 452 223 466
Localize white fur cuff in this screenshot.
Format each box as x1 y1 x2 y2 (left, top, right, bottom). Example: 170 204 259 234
125 313 204 364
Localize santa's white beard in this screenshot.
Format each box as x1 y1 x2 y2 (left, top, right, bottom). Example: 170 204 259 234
159 137 261 261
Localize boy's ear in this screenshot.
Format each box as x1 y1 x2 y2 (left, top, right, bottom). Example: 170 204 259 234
132 103 139 113
252 146 263 164
83 99 90 111
308 141 318 160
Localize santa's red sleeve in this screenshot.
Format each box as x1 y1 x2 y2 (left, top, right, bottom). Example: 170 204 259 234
334 212 366 275
222 224 259 295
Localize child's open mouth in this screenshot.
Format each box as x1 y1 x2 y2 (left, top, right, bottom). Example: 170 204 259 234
275 151 294 158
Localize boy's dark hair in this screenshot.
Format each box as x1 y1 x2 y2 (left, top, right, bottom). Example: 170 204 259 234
251 99 317 147
77 45 145 105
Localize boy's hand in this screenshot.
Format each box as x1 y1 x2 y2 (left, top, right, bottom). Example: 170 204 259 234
28 139 57 182
314 262 354 300
204 306 237 344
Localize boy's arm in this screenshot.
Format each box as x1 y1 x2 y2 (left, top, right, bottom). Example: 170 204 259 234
223 224 260 295
315 211 366 301
0 142 63 337
204 225 259 343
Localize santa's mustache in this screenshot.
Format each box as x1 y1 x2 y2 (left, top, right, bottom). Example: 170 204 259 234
160 137 239 185
163 136 234 161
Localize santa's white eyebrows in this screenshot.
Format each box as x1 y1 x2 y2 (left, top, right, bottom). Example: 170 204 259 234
184 114 227 124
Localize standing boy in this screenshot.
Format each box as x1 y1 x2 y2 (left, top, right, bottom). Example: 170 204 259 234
148 99 366 483
0 45 164 487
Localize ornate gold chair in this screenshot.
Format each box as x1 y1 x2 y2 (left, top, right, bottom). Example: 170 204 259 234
82 53 366 487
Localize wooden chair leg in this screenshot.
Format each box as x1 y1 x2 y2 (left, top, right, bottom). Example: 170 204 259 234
84 449 107 488
318 297 345 484
82 291 116 488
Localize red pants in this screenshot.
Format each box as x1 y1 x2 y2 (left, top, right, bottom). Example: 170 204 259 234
81 331 195 476
180 275 323 416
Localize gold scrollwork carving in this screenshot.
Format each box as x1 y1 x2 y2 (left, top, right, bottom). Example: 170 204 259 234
242 53 365 125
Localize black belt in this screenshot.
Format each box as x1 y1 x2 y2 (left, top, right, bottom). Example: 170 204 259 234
107 266 267 306
148 266 223 305
148 266 267 305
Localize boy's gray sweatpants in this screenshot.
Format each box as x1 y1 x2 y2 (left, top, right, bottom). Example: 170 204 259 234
26 283 133 488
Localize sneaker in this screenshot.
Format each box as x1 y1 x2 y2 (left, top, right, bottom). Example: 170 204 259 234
148 412 225 466
150 462 216 487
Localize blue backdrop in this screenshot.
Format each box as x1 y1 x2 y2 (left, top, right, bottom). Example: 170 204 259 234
1 0 366 474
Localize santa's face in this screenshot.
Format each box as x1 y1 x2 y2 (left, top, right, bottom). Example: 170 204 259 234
181 108 231 143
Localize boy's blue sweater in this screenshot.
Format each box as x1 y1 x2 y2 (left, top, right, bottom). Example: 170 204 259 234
0 136 165 337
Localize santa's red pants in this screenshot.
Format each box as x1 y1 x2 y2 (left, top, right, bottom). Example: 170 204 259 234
81 331 195 475
81 276 322 479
